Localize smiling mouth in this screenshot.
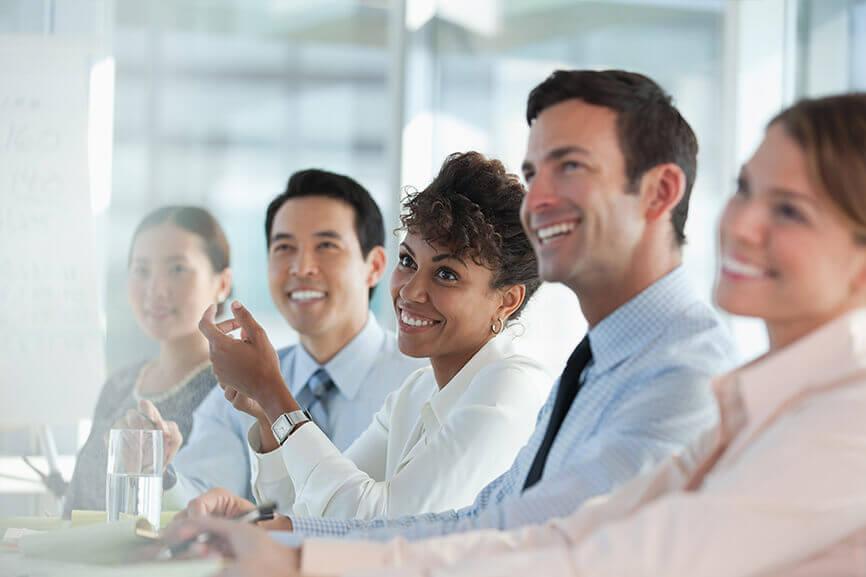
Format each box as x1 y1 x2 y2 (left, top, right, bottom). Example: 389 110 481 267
721 256 771 279
399 309 441 328
288 290 327 302
535 220 578 244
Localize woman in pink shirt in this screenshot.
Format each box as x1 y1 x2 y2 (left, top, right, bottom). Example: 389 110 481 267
167 93 866 577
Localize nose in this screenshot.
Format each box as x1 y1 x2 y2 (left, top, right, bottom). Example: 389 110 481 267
290 246 319 277
146 270 170 298
524 168 558 215
398 270 428 304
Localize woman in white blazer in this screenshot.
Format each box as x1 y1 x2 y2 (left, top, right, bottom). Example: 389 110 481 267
194 151 551 521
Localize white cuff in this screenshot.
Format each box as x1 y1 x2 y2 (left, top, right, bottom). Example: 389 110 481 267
280 422 340 492
247 422 289 482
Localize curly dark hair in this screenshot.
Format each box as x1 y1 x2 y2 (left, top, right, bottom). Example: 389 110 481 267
399 151 541 321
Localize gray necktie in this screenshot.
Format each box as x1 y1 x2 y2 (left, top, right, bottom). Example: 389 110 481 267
296 368 335 437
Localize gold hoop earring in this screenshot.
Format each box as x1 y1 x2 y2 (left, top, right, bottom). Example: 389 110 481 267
491 318 503 335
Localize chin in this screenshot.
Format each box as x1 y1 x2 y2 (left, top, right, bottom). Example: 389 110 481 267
396 337 432 359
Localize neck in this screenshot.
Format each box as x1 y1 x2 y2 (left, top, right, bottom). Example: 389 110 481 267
155 332 210 385
569 237 681 328
430 334 494 389
300 312 369 365
765 301 865 352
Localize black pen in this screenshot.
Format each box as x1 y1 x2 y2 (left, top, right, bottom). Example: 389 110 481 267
161 501 278 559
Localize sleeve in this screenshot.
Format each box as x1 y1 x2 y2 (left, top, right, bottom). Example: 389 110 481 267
289 380 557 539
297 366 723 576
164 387 253 509
347 385 866 577
280 377 400 519
298 430 708 577
290 362 545 521
247 424 296 512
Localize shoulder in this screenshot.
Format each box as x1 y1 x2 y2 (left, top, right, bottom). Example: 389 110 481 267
463 353 552 406
92 360 148 416
628 300 739 386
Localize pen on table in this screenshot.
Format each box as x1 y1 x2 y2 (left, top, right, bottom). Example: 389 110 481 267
161 501 278 559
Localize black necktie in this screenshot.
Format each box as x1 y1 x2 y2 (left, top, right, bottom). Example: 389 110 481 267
523 336 592 491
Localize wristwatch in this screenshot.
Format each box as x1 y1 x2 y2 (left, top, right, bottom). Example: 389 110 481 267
270 409 312 446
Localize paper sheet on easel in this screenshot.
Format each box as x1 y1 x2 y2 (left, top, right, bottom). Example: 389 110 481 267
0 37 105 426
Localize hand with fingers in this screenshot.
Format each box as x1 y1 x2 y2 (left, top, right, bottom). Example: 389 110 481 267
198 301 296 423
161 515 301 576
109 399 183 471
174 487 257 521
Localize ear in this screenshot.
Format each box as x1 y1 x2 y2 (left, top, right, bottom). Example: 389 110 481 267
641 163 686 223
496 283 527 323
216 267 233 303
364 246 388 289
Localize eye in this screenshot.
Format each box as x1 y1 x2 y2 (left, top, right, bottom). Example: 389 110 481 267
773 201 807 223
734 177 750 199
317 240 339 250
170 264 188 275
271 242 294 254
131 265 149 278
435 267 459 282
561 159 584 173
398 253 416 269
523 169 535 184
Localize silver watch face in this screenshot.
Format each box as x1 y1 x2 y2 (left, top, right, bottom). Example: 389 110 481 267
271 415 291 442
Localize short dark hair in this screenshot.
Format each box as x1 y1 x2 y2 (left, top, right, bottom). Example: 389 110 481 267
527 69 698 246
130 205 231 314
265 169 385 299
399 151 541 322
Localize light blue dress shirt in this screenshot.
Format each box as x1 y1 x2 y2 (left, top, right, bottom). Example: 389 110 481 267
289 267 738 540
168 315 426 504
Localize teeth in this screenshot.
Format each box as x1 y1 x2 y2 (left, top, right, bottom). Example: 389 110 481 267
401 310 436 327
722 256 765 278
290 290 326 301
537 222 576 242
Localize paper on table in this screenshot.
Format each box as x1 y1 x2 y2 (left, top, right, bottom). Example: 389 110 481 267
0 552 222 577
70 509 179 528
18 518 157 565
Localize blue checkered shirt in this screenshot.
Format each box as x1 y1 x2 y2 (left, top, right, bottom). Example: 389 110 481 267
289 267 738 541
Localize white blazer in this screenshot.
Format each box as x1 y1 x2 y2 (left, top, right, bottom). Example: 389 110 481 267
248 334 550 520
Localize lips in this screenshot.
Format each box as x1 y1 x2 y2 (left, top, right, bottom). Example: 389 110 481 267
287 289 327 302
397 305 442 330
534 219 579 244
720 255 770 279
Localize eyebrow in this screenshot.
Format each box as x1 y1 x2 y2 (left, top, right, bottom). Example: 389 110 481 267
522 145 592 173
270 230 343 243
400 242 466 266
131 255 188 263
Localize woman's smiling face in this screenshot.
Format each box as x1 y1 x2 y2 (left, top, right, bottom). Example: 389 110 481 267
715 123 866 348
390 232 505 375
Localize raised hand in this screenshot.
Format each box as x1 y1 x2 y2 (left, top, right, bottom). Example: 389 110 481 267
110 399 183 471
198 301 296 422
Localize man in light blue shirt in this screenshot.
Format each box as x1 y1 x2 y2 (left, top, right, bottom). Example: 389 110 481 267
165 170 425 505
169 70 738 574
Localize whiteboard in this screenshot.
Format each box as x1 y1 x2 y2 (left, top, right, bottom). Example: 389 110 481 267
0 37 105 427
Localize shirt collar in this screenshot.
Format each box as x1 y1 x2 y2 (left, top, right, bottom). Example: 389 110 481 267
287 314 386 401
588 266 698 374
421 335 516 435
722 307 866 437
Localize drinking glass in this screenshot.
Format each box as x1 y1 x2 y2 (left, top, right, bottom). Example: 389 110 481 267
106 428 163 529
